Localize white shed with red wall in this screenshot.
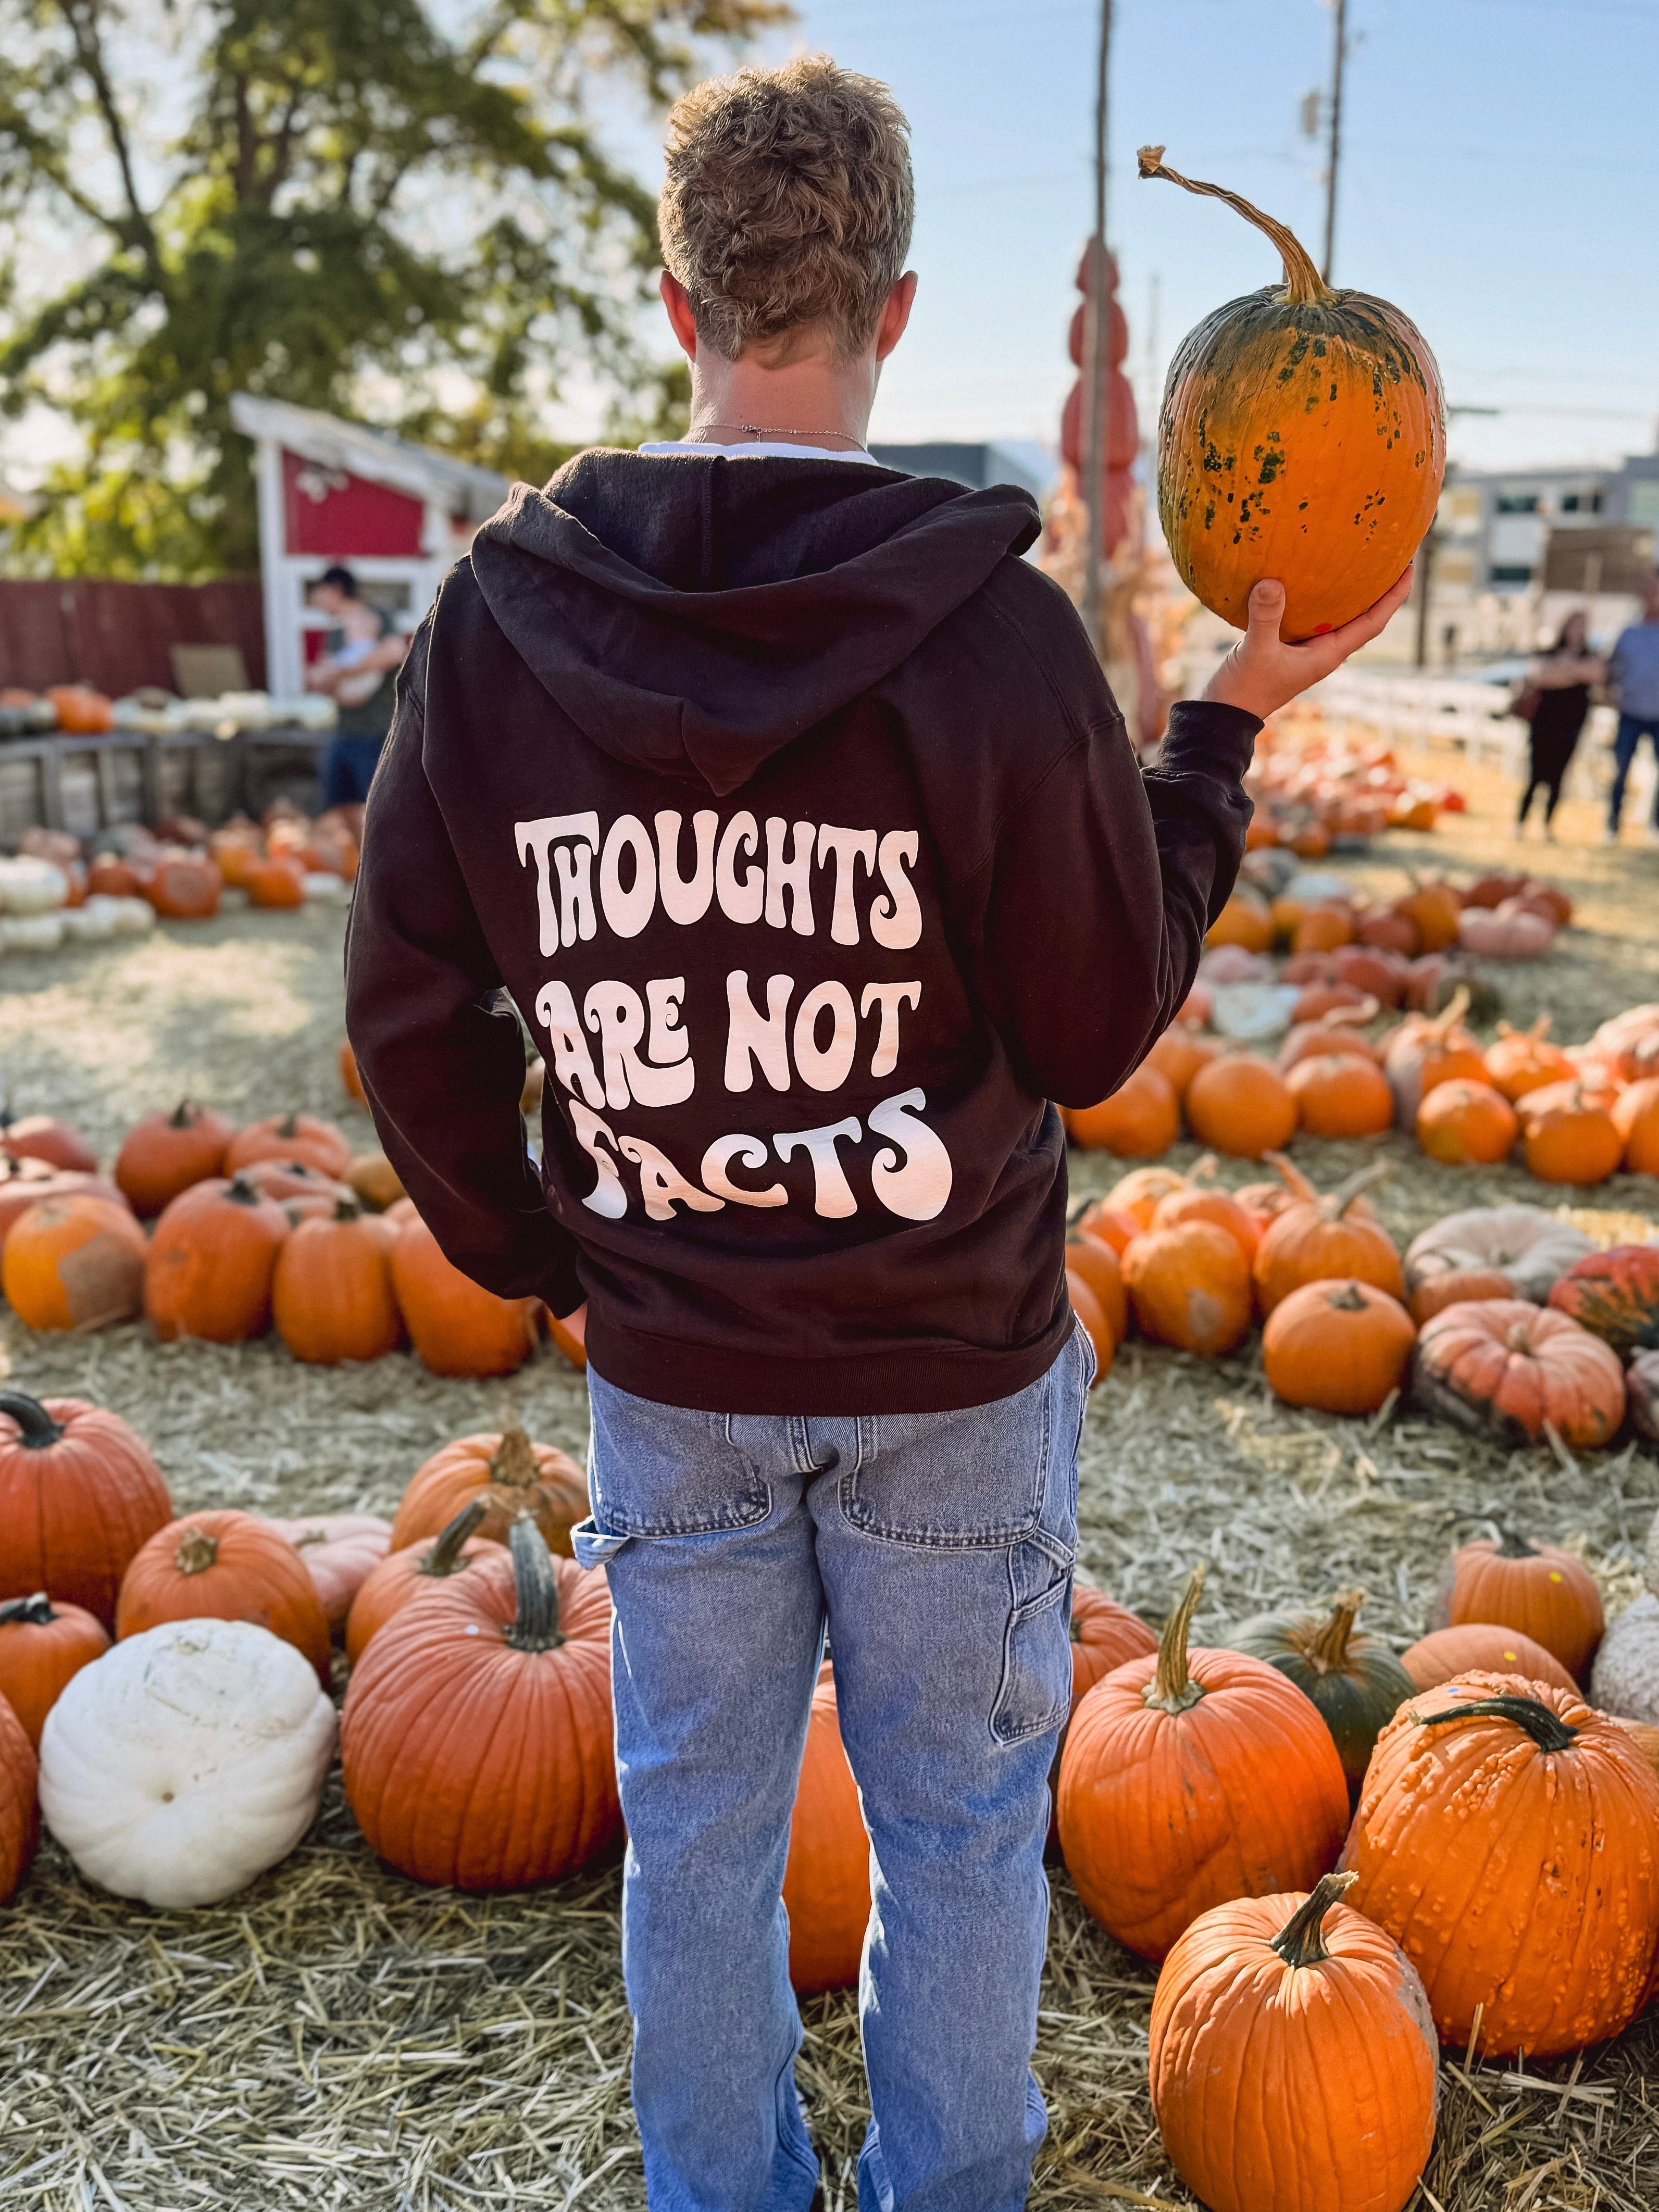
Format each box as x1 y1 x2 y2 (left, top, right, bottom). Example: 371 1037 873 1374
230 393 510 698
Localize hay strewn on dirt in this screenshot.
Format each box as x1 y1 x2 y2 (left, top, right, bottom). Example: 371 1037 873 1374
1 764 1657 2210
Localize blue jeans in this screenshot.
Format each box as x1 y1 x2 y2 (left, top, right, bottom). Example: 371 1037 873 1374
321 733 384 807
1609 713 1659 831
572 1329 1092 2212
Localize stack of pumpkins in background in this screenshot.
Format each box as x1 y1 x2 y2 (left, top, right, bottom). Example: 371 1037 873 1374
1242 707 1465 849
1061 1154 1659 1457
0 1046 577 1380
0 799 361 945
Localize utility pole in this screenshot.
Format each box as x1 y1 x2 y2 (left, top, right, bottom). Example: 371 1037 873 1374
1082 0 1113 657
1321 0 1348 285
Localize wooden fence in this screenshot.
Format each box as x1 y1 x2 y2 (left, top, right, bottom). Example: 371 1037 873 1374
0 578 265 697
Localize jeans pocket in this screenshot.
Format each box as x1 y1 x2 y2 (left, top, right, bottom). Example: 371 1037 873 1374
589 1370 772 1538
571 1517 630 1571
992 1552 1074 1744
839 1376 1053 1548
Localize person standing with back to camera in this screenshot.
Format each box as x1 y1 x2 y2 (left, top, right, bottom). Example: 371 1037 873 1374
345 57 1414 2212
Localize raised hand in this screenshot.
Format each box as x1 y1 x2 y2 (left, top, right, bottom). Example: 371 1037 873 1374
1202 566 1416 722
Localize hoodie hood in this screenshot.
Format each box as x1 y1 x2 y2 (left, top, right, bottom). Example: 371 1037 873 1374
469 447 1041 796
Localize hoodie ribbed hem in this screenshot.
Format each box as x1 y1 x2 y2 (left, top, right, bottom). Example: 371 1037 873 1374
583 1306 1075 1418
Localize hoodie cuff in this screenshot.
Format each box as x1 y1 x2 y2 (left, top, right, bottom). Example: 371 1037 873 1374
1159 698 1262 779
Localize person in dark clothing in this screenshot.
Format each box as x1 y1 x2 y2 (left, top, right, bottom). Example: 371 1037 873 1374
1516 608 1601 839
345 57 1416 2212
304 564 408 805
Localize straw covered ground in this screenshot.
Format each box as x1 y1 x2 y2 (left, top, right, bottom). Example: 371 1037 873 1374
0 746 1656 2211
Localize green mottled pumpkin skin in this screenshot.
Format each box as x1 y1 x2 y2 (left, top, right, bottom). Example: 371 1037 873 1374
1228 1606 1416 1802
1158 285 1445 639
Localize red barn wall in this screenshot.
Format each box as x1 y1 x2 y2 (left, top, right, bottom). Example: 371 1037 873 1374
0 579 266 696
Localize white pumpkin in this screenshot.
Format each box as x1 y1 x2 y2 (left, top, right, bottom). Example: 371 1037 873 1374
39 1617 336 1908
1403 1204 1595 1305
104 895 156 936
0 855 69 914
1590 1593 1659 1728
0 912 64 952
58 901 118 944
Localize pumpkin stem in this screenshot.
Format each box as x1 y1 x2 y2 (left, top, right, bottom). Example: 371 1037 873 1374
0 1389 66 1449
1493 1527 1538 1560
330 1194 360 1223
224 1174 267 1208
1262 1152 1318 1206
504 1516 564 1652
1137 146 1332 307
1326 1282 1371 1315
1305 1588 1364 1672
1321 1159 1392 1220
174 1526 219 1576
0 1592 56 1626
421 1498 489 1578
1413 1694 1578 1754
1269 1871 1358 1968
1144 1563 1207 1715
169 1098 198 1129
490 1425 539 1489
278 1110 301 1137
1426 985 1472 1043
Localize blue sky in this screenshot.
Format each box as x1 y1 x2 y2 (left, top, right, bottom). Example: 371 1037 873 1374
675 0 1659 476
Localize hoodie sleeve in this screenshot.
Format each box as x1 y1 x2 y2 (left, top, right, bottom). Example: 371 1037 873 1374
344 620 584 1316
966 600 1258 1106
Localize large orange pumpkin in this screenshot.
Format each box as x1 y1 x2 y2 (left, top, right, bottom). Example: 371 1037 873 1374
1066 1064 1179 1156
1 1194 147 1332
1252 1161 1403 1316
388 1217 544 1377
1430 1532 1605 1676
1284 1052 1394 1139
144 1173 291 1342
1399 1623 1575 1697
1184 1055 1298 1159
1067 1582 1158 1711
1415 1078 1517 1166
389 1426 589 1557
1138 148 1443 638
782 1665 870 1993
1411 1299 1625 1453
1262 1278 1416 1415
224 1111 353 1182
1122 1220 1253 1357
115 1508 333 1684
1147 1873 1438 2212
1057 1566 1349 1961
0 1591 110 1746
1520 1083 1624 1186
1340 1679 1659 2056
270 1196 402 1365
0 1693 39 1904
0 1391 172 1624
114 1099 234 1217
343 1502 506 1665
340 1518 618 1888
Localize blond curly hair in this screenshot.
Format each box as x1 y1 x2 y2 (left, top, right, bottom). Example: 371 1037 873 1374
659 56 914 365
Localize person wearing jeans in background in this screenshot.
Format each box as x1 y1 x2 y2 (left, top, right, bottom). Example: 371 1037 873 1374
1605 574 1659 843
345 58 1414 2212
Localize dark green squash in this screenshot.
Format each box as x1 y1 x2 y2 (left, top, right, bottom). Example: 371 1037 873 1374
1228 1588 1413 1803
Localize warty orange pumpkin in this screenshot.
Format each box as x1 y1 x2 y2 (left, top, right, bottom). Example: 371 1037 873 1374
1430 1531 1605 1676
0 1390 172 1624
1057 1566 1350 1961
1340 1678 1659 2057
1407 1266 1514 1326
1147 1872 1438 2212
116 1508 333 1685
1138 148 1443 639
341 1518 618 1889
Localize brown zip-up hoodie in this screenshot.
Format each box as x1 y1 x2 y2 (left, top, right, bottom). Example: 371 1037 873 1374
345 449 1258 1414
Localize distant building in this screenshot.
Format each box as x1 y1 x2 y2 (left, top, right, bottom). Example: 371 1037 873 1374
867 442 1055 503
1435 449 1659 596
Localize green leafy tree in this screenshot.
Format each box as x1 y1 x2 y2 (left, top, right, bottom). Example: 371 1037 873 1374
0 0 783 577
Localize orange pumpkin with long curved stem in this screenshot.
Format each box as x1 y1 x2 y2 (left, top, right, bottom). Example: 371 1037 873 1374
1139 147 1443 639
1252 1160 1402 1316
344 1503 506 1665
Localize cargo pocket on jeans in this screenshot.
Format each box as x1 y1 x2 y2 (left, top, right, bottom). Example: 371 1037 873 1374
991 1538 1074 1744
571 1518 630 1571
